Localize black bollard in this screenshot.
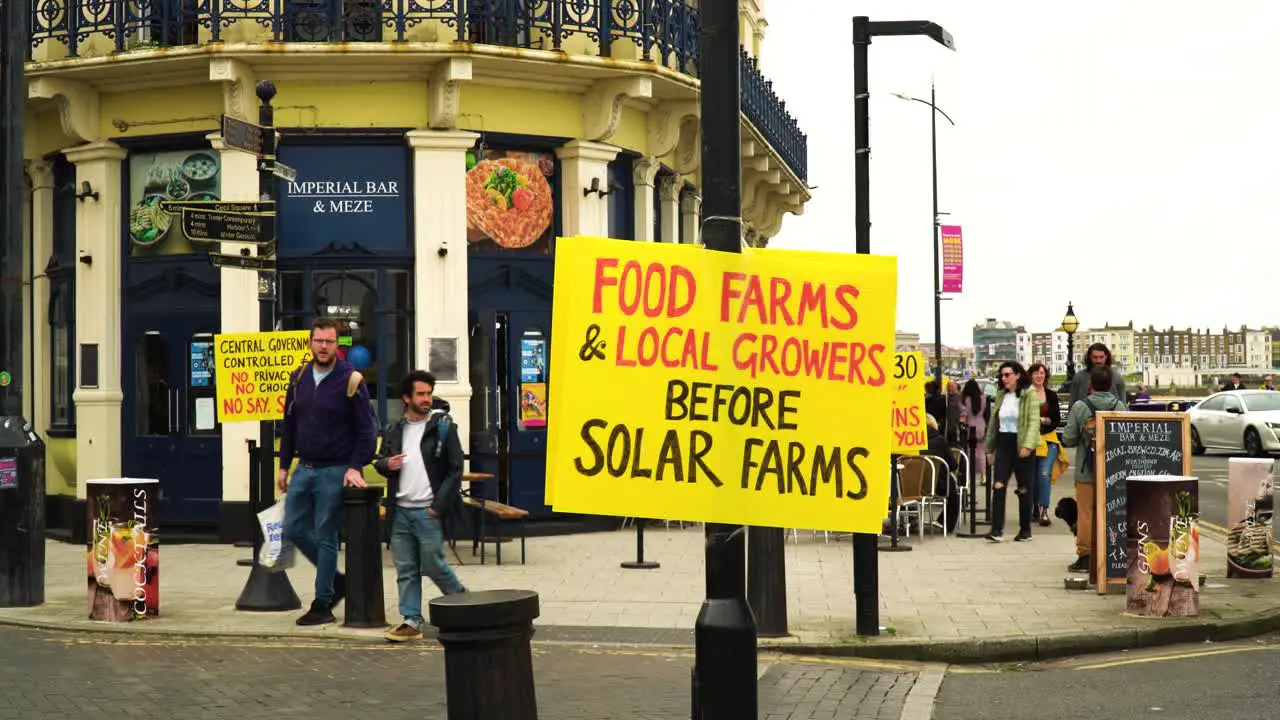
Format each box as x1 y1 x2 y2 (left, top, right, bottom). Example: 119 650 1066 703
747 526 788 638
342 486 386 628
430 589 539 720
621 518 660 569
957 435 989 539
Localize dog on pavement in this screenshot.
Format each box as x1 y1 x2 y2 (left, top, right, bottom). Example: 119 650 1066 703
1055 497 1078 536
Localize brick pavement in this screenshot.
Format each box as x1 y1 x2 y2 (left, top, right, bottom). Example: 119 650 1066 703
0 627 915 720
2 481 1279 657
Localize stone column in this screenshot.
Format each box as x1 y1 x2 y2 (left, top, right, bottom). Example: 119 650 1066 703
656 174 680 243
406 130 478 444
63 141 127 497
681 190 703 247
632 156 659 242
555 140 619 238
209 132 262 507
25 160 54 436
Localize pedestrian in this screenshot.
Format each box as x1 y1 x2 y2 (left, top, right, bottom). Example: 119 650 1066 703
1222 373 1247 392
944 379 962 446
1263 376 1275 391
959 379 988 484
1060 366 1127 573
1068 343 1127 407
924 380 946 434
983 361 1040 542
1028 363 1063 526
375 370 469 643
277 317 378 626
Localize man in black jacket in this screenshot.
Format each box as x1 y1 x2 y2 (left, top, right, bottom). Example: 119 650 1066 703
374 371 468 642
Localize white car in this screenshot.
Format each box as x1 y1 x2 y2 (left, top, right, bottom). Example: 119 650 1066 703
1188 390 1280 457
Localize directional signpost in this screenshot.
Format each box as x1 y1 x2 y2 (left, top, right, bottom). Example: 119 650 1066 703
222 115 263 156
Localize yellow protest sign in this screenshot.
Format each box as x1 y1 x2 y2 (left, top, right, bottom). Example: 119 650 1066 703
214 331 311 423
890 352 928 455
546 236 898 534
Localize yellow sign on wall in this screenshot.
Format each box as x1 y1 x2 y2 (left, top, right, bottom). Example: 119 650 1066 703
890 352 928 455
214 331 311 423
545 236 898 534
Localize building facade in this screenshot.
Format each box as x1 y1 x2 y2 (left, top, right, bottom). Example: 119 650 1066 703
18 2 810 541
1134 326 1272 372
972 319 1022 375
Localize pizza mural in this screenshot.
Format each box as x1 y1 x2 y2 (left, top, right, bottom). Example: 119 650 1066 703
466 149 555 254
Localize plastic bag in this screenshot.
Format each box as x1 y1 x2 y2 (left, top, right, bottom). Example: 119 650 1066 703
257 499 295 572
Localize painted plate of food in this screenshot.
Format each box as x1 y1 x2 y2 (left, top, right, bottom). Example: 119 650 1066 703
465 158 554 249
129 195 173 246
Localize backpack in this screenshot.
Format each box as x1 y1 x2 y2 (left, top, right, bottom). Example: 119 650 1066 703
284 363 363 417
1079 397 1104 476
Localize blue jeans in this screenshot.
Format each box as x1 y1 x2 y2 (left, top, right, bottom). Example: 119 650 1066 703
391 507 466 628
1035 443 1059 510
283 464 345 604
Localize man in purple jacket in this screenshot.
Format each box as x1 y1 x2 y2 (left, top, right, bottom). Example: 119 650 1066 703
277 317 378 626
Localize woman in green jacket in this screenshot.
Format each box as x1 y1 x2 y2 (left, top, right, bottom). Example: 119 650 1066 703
983 361 1041 542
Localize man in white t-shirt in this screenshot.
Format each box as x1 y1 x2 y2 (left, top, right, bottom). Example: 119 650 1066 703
373 371 468 642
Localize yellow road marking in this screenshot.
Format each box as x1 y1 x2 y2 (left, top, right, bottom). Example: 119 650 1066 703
38 634 914 671
1072 645 1277 671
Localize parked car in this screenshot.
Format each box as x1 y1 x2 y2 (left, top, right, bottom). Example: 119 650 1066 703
1188 390 1280 456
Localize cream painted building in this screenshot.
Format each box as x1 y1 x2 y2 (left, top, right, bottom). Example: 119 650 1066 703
18 2 810 541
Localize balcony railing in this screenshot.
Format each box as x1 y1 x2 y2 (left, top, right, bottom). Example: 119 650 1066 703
30 0 807 182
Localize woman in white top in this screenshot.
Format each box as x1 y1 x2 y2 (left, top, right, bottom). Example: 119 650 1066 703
982 361 1041 542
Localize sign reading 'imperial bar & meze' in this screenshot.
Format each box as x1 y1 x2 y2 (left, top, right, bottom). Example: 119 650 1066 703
278 144 409 254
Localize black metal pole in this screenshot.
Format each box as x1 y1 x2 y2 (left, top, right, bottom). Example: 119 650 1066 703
235 81 300 612
693 1 757 717
1066 332 1076 382
747 525 788 637
0 0 30 419
621 519 660 570
850 14 880 638
956 429 990 538
930 82 943 394
879 457 911 553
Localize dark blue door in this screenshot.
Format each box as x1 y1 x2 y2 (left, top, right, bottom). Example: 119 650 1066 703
122 260 222 526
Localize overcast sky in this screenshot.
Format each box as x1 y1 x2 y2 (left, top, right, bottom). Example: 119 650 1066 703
763 1 1280 346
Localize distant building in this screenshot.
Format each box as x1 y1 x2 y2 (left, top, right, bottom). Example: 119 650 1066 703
973 319 1023 375
1134 326 1272 372
895 331 921 353
1080 322 1135 373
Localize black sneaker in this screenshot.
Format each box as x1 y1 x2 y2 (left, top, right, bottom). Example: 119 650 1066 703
296 600 336 626
1014 532 1032 542
1067 555 1090 573
985 533 1004 543
328 573 346 613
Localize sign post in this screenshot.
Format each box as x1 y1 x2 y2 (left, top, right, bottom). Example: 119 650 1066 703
230 80 302 613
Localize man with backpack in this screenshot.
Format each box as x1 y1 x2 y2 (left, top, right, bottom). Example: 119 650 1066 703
277 317 378 626
1061 366 1127 573
374 370 469 642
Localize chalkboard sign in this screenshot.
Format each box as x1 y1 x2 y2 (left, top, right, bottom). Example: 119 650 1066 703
1094 412 1191 594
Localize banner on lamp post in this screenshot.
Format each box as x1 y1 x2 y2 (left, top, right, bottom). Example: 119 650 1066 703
941 225 963 294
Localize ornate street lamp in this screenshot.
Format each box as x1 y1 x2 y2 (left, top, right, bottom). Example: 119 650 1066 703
1062 302 1080 381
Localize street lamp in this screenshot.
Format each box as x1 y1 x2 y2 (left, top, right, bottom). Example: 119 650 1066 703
1062 302 1080 382
892 83 955 396
850 15 955 640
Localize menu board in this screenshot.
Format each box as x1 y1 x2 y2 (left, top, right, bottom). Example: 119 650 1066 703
1094 412 1191 594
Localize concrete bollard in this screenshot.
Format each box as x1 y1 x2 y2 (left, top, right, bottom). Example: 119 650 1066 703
429 589 540 720
341 486 385 628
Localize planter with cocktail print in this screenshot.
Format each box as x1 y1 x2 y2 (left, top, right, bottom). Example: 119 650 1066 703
1126 477 1199 618
85 479 160 622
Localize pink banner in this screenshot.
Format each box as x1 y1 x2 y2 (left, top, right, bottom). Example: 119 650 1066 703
941 225 963 294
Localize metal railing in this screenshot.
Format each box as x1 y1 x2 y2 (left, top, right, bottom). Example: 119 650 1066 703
30 0 807 182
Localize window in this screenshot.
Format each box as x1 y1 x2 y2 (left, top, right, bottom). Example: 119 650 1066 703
1199 396 1224 412
47 156 76 436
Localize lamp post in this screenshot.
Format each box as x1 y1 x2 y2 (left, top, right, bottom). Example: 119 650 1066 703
892 83 955 395
692 1 757 718
1063 302 1079 383
851 15 955 638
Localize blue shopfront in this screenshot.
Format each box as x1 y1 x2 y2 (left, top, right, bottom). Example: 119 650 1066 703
276 134 414 428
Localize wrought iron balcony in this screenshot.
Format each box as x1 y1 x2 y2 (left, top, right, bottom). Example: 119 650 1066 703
30 0 807 182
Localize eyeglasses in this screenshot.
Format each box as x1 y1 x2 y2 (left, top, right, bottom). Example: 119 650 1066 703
311 339 337 346
1000 371 1015 378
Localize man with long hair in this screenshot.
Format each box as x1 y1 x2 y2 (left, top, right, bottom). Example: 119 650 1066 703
1068 342 1127 407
